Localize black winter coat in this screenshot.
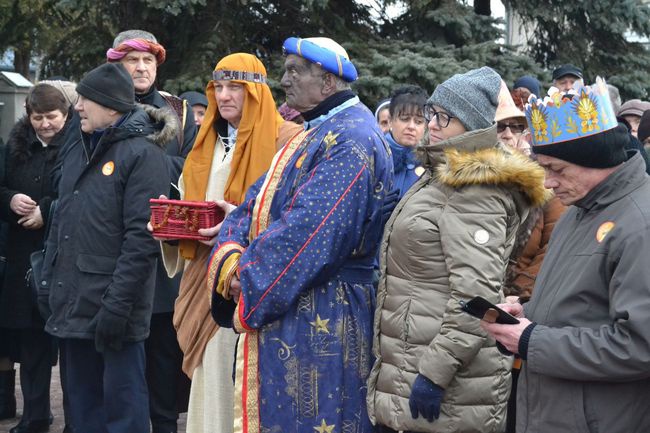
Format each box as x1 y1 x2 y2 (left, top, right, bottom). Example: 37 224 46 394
0 114 72 328
39 105 172 341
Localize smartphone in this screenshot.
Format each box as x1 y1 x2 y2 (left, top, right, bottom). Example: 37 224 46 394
459 296 520 324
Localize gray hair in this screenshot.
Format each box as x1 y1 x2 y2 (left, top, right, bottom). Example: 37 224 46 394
333 76 351 91
305 59 351 92
113 29 157 48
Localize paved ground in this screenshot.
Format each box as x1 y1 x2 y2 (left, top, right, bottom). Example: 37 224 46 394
0 365 187 432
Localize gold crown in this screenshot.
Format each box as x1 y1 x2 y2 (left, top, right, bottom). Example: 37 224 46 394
524 77 617 146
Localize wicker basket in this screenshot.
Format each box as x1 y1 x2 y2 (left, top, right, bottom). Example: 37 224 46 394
149 199 224 241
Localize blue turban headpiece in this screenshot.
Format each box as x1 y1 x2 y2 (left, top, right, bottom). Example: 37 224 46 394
282 37 358 82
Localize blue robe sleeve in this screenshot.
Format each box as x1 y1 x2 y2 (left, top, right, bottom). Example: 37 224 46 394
207 176 266 327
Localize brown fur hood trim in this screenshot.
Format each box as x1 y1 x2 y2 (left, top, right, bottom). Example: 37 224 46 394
436 145 551 207
138 103 179 147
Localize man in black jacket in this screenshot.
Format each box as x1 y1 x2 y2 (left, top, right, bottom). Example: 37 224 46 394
38 63 170 433
107 29 195 433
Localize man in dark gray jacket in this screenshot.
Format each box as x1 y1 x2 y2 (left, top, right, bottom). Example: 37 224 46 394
38 62 170 433
482 79 650 433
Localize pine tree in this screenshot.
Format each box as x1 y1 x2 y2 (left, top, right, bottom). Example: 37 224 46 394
2 0 547 106
503 0 650 99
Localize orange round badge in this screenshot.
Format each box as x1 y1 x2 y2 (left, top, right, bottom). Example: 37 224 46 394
102 161 115 176
596 221 615 243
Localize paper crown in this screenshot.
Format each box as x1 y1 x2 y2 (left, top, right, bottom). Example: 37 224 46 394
524 77 617 146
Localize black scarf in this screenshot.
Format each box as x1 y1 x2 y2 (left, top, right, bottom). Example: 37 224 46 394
301 90 356 122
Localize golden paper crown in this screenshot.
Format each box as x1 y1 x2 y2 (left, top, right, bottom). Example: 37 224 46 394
524 77 617 147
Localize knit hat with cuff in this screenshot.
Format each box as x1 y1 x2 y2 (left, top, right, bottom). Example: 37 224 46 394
427 66 501 131
76 63 135 113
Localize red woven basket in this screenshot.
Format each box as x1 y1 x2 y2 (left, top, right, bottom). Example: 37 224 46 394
149 199 225 241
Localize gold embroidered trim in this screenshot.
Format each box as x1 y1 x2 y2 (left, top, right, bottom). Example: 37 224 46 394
206 242 244 301
249 130 311 241
234 331 260 433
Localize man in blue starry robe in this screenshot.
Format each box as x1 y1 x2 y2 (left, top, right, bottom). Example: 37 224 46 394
207 37 393 433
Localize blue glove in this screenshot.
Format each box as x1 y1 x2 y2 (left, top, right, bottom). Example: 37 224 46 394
409 374 445 422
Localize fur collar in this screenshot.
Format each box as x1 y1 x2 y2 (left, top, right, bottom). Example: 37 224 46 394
138 103 179 147
435 145 551 207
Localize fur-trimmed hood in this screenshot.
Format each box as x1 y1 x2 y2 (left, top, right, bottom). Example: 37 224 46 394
118 103 179 147
436 146 551 207
89 103 179 149
417 124 550 207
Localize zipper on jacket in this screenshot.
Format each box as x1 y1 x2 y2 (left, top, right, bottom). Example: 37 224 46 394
81 139 90 165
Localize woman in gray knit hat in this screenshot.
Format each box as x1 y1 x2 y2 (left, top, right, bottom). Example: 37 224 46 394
367 67 549 433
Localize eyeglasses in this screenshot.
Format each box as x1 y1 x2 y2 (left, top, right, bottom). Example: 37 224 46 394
424 105 455 128
497 122 527 134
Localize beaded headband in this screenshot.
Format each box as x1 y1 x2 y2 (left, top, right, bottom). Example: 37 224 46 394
212 70 267 84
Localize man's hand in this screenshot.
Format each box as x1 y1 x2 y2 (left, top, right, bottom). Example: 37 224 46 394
10 193 36 216
481 305 532 355
505 296 521 305
198 200 237 246
148 194 168 240
94 308 129 353
229 274 242 301
18 205 44 230
497 301 525 318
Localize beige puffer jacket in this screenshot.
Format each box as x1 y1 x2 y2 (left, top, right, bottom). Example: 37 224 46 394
367 125 548 433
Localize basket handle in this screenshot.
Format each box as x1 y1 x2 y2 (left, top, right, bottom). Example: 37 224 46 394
151 205 200 232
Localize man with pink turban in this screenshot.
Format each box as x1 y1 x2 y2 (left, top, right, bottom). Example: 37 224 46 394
107 29 196 433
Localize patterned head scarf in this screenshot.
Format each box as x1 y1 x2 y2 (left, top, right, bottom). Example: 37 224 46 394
180 53 283 259
106 38 167 65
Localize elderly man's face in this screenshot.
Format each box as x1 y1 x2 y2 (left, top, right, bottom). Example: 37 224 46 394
120 51 157 94
74 95 119 133
281 55 327 113
536 154 600 205
554 75 583 92
214 80 245 128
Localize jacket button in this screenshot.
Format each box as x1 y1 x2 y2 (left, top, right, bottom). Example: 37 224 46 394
57 282 62 287
73 190 79 195
52 327 58 331
34 176 41 182
64 235 69 240
41 280 47 286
